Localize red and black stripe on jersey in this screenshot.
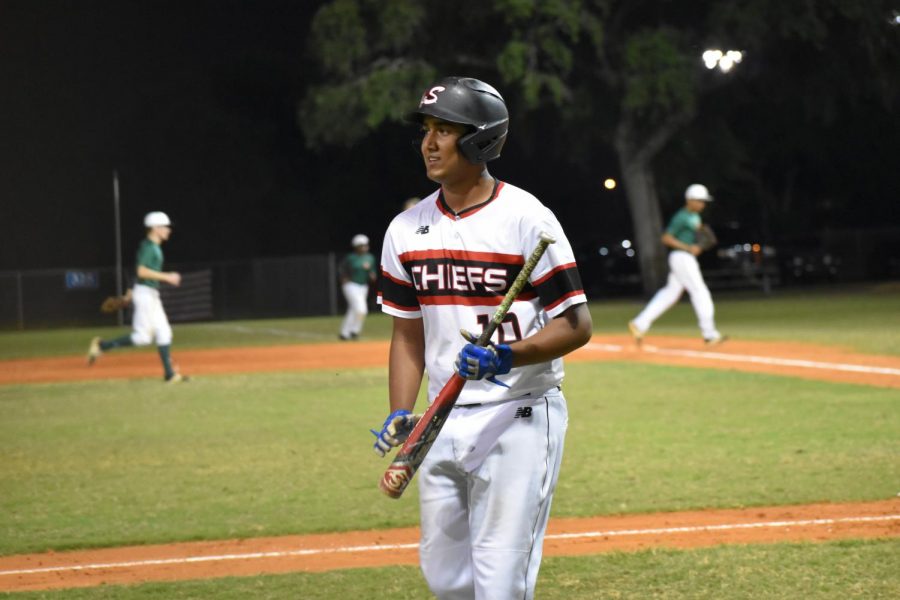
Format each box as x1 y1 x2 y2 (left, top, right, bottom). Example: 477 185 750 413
379 249 583 311
532 261 585 312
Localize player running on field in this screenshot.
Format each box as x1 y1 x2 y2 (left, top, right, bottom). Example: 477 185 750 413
629 183 726 346
87 211 187 383
338 234 377 341
370 76 592 600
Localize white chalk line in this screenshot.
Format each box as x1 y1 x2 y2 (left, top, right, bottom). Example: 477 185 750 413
583 343 900 377
0 543 419 577
2 514 897 577
546 514 900 540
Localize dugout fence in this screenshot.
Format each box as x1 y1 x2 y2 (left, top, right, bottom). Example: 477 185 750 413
0 254 341 330
3 225 897 330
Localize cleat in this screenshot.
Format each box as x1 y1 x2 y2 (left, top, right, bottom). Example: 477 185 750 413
704 334 728 347
87 337 102 365
166 373 190 384
627 321 644 348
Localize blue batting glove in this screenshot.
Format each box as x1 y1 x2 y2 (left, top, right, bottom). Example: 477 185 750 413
370 409 421 457
454 329 513 387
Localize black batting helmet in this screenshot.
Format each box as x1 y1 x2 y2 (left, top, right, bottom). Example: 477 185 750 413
408 76 509 164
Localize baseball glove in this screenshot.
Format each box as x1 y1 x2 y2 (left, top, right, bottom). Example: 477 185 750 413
696 224 718 251
100 295 130 314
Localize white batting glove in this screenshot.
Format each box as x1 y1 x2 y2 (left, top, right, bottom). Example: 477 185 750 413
370 409 421 457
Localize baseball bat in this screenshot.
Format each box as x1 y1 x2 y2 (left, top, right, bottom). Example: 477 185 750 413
379 231 557 498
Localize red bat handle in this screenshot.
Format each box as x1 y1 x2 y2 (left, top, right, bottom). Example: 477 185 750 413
379 374 466 498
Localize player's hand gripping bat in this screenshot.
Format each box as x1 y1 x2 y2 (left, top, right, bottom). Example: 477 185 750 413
378 232 557 498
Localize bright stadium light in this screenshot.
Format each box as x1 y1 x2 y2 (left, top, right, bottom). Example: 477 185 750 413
703 49 743 73
603 178 617 190
702 49 723 69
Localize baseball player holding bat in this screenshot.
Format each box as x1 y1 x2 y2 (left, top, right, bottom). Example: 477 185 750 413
371 76 592 600
629 183 726 346
87 211 187 383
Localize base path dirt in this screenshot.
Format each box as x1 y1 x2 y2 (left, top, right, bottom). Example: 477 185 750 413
2 335 900 388
0 500 897 592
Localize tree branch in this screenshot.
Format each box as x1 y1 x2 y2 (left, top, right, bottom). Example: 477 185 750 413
632 108 694 166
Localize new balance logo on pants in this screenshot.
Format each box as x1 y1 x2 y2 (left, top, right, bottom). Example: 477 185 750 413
514 406 533 419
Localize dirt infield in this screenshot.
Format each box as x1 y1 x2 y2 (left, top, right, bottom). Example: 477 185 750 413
1 335 899 591
1 500 897 592
2 335 900 388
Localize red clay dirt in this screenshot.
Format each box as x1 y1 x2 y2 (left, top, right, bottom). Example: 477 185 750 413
1 500 897 592
2 335 900 388
1 335 898 591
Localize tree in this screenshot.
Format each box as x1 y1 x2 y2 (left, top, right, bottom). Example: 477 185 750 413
300 0 900 293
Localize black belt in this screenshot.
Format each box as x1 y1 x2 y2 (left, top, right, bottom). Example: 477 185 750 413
453 386 561 409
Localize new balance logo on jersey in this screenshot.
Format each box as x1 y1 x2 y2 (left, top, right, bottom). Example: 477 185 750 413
415 225 430 235
514 407 533 419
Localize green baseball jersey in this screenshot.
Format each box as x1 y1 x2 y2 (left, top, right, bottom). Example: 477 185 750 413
665 208 702 246
340 252 376 285
135 239 164 289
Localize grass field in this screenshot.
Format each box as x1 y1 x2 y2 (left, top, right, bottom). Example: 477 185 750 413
1 287 899 597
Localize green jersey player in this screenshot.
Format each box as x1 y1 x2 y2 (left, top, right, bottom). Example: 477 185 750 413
629 184 726 346
87 211 188 382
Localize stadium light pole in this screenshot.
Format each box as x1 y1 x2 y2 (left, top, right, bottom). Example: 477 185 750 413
113 171 124 326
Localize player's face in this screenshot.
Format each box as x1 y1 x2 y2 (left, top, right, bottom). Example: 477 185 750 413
686 199 707 213
420 116 470 183
155 225 172 241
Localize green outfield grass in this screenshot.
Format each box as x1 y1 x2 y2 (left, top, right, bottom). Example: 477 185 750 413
1 286 898 598
2 539 898 599
1 284 899 359
1 362 897 556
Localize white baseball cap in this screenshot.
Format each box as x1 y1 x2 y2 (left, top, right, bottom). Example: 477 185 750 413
351 234 369 247
144 211 172 227
685 184 713 201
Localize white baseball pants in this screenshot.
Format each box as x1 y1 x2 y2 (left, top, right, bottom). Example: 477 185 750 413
632 250 720 340
130 284 173 346
418 388 567 600
340 282 369 337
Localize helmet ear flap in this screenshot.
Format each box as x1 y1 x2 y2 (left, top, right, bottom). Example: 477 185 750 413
458 122 508 163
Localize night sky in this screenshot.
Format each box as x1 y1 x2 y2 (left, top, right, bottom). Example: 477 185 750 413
2 1 898 275
1 1 327 269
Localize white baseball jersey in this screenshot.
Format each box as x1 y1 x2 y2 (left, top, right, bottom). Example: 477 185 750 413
378 180 587 405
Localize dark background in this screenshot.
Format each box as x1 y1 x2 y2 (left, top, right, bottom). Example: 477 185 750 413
1 1 898 287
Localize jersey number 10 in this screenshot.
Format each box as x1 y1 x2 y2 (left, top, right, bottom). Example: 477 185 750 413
476 313 522 344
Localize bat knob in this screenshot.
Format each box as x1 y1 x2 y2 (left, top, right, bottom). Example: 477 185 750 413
538 231 557 244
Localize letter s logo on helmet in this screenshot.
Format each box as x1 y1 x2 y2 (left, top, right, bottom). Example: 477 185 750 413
420 86 446 106
407 76 509 164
